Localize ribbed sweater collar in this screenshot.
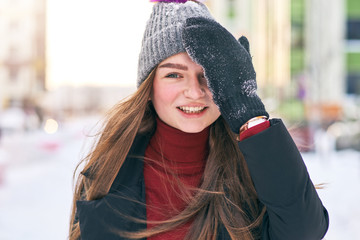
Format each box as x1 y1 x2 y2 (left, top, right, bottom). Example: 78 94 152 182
147 117 210 173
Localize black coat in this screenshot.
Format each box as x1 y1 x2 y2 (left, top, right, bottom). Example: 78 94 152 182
76 119 329 240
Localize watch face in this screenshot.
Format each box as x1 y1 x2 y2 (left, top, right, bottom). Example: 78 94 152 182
248 118 266 128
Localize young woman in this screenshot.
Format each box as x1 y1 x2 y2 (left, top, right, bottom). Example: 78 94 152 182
69 1 329 239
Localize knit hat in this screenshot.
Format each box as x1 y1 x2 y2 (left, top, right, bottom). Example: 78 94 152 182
137 0 214 87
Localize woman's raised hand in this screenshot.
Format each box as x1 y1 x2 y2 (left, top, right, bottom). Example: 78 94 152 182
182 17 268 133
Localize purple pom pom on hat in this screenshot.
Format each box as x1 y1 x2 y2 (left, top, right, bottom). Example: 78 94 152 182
150 0 189 2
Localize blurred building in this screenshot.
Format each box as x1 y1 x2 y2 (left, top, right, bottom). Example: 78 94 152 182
304 0 345 123
42 86 136 118
345 0 360 96
208 0 291 98
0 0 46 110
302 0 360 124
208 0 360 126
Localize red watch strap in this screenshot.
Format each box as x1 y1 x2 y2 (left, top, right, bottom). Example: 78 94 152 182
239 120 270 141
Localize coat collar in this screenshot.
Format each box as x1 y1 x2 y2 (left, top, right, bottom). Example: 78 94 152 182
77 131 231 239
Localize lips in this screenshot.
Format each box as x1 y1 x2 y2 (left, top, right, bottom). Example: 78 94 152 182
177 106 207 114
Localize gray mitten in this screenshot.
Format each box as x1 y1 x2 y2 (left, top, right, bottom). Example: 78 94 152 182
182 17 268 133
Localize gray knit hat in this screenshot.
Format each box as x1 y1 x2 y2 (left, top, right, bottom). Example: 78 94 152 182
137 1 214 87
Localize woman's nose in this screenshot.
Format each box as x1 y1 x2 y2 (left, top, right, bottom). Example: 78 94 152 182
184 78 206 99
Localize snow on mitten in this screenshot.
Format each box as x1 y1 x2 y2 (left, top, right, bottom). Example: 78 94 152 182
182 17 268 133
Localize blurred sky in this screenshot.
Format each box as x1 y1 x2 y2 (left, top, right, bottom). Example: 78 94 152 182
46 0 153 89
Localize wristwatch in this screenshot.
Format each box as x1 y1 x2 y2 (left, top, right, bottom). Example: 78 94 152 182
239 116 268 135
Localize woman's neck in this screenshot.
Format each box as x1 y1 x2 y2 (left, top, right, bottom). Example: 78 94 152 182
147 117 210 174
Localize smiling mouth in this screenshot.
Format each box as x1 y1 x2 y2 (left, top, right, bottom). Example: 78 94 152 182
177 106 207 114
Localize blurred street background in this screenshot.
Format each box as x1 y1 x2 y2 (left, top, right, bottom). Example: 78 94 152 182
0 0 359 239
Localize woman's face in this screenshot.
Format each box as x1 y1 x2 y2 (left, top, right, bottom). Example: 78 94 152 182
151 52 221 133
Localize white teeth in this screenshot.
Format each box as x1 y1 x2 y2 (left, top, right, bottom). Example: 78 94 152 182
178 106 206 113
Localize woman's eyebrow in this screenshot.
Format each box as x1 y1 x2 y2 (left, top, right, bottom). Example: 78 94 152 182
158 63 188 71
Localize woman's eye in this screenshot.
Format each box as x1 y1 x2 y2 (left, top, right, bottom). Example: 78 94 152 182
165 73 181 78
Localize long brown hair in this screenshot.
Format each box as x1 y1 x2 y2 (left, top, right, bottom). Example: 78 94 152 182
69 69 266 240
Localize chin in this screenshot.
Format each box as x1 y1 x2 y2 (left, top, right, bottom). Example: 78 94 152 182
177 124 207 133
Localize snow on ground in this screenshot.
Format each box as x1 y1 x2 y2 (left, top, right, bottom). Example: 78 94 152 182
0 117 98 240
303 150 360 240
0 116 359 240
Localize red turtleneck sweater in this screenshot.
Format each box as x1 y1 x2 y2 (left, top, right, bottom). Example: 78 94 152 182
144 117 269 239
144 117 209 239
